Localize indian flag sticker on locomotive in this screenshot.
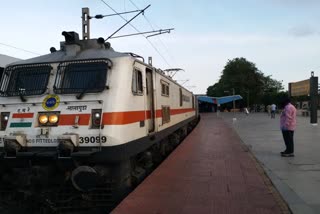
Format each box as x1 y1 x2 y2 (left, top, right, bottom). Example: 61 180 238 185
10 113 34 128
42 94 60 111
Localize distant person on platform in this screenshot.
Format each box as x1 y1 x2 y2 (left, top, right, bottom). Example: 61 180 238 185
267 105 271 116
271 103 276 118
280 97 297 157
244 107 249 116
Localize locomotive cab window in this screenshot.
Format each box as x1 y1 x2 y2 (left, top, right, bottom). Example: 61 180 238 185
54 60 109 94
132 69 143 95
161 80 169 97
0 64 52 97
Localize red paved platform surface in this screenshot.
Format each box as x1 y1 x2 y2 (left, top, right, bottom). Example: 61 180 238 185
112 114 283 214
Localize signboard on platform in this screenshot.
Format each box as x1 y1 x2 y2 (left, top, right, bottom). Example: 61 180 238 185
289 79 310 97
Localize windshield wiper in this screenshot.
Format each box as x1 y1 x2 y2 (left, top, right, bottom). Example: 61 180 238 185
19 93 27 102
76 87 89 100
17 77 27 102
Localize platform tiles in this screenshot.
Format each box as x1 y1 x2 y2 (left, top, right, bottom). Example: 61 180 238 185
112 113 287 214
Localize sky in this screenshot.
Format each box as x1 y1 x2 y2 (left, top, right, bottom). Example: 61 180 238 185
0 0 320 94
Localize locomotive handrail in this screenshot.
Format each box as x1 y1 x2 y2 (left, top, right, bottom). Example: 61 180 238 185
123 52 145 62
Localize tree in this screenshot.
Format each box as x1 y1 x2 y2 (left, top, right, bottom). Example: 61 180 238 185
207 57 284 107
262 75 283 93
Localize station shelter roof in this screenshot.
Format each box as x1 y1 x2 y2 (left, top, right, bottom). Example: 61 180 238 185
197 95 243 105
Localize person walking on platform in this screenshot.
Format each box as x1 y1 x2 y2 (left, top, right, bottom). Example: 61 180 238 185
271 103 276 118
267 105 271 116
280 98 297 157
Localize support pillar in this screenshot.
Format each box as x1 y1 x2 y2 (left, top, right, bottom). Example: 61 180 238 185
310 71 318 125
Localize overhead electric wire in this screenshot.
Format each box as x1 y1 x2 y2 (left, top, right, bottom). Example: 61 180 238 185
128 1 196 89
105 4 151 41
99 0 171 67
92 9 142 19
129 0 155 30
109 29 173 39
0 42 41 56
128 0 176 63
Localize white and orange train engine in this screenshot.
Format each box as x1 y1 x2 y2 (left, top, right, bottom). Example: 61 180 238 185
0 31 199 213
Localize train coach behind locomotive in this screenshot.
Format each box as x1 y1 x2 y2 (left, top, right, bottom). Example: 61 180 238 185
0 28 199 214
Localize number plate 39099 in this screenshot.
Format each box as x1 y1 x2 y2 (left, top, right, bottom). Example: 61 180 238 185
79 136 107 144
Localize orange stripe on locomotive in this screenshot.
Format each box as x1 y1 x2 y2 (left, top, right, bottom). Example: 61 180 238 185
57 108 195 126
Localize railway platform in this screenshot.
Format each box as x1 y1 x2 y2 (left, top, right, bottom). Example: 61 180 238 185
112 113 287 214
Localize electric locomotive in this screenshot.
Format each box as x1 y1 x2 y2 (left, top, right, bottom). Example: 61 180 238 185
0 10 199 214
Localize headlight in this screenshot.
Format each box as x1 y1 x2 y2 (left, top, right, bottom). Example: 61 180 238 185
49 114 59 124
39 115 48 124
38 112 60 126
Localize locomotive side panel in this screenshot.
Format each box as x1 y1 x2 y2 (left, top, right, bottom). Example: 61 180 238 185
154 72 196 132
99 57 151 146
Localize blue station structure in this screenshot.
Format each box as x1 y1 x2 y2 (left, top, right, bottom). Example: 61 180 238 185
197 95 243 112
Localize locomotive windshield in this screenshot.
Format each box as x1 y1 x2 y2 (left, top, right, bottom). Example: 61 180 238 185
54 60 108 95
0 64 52 97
